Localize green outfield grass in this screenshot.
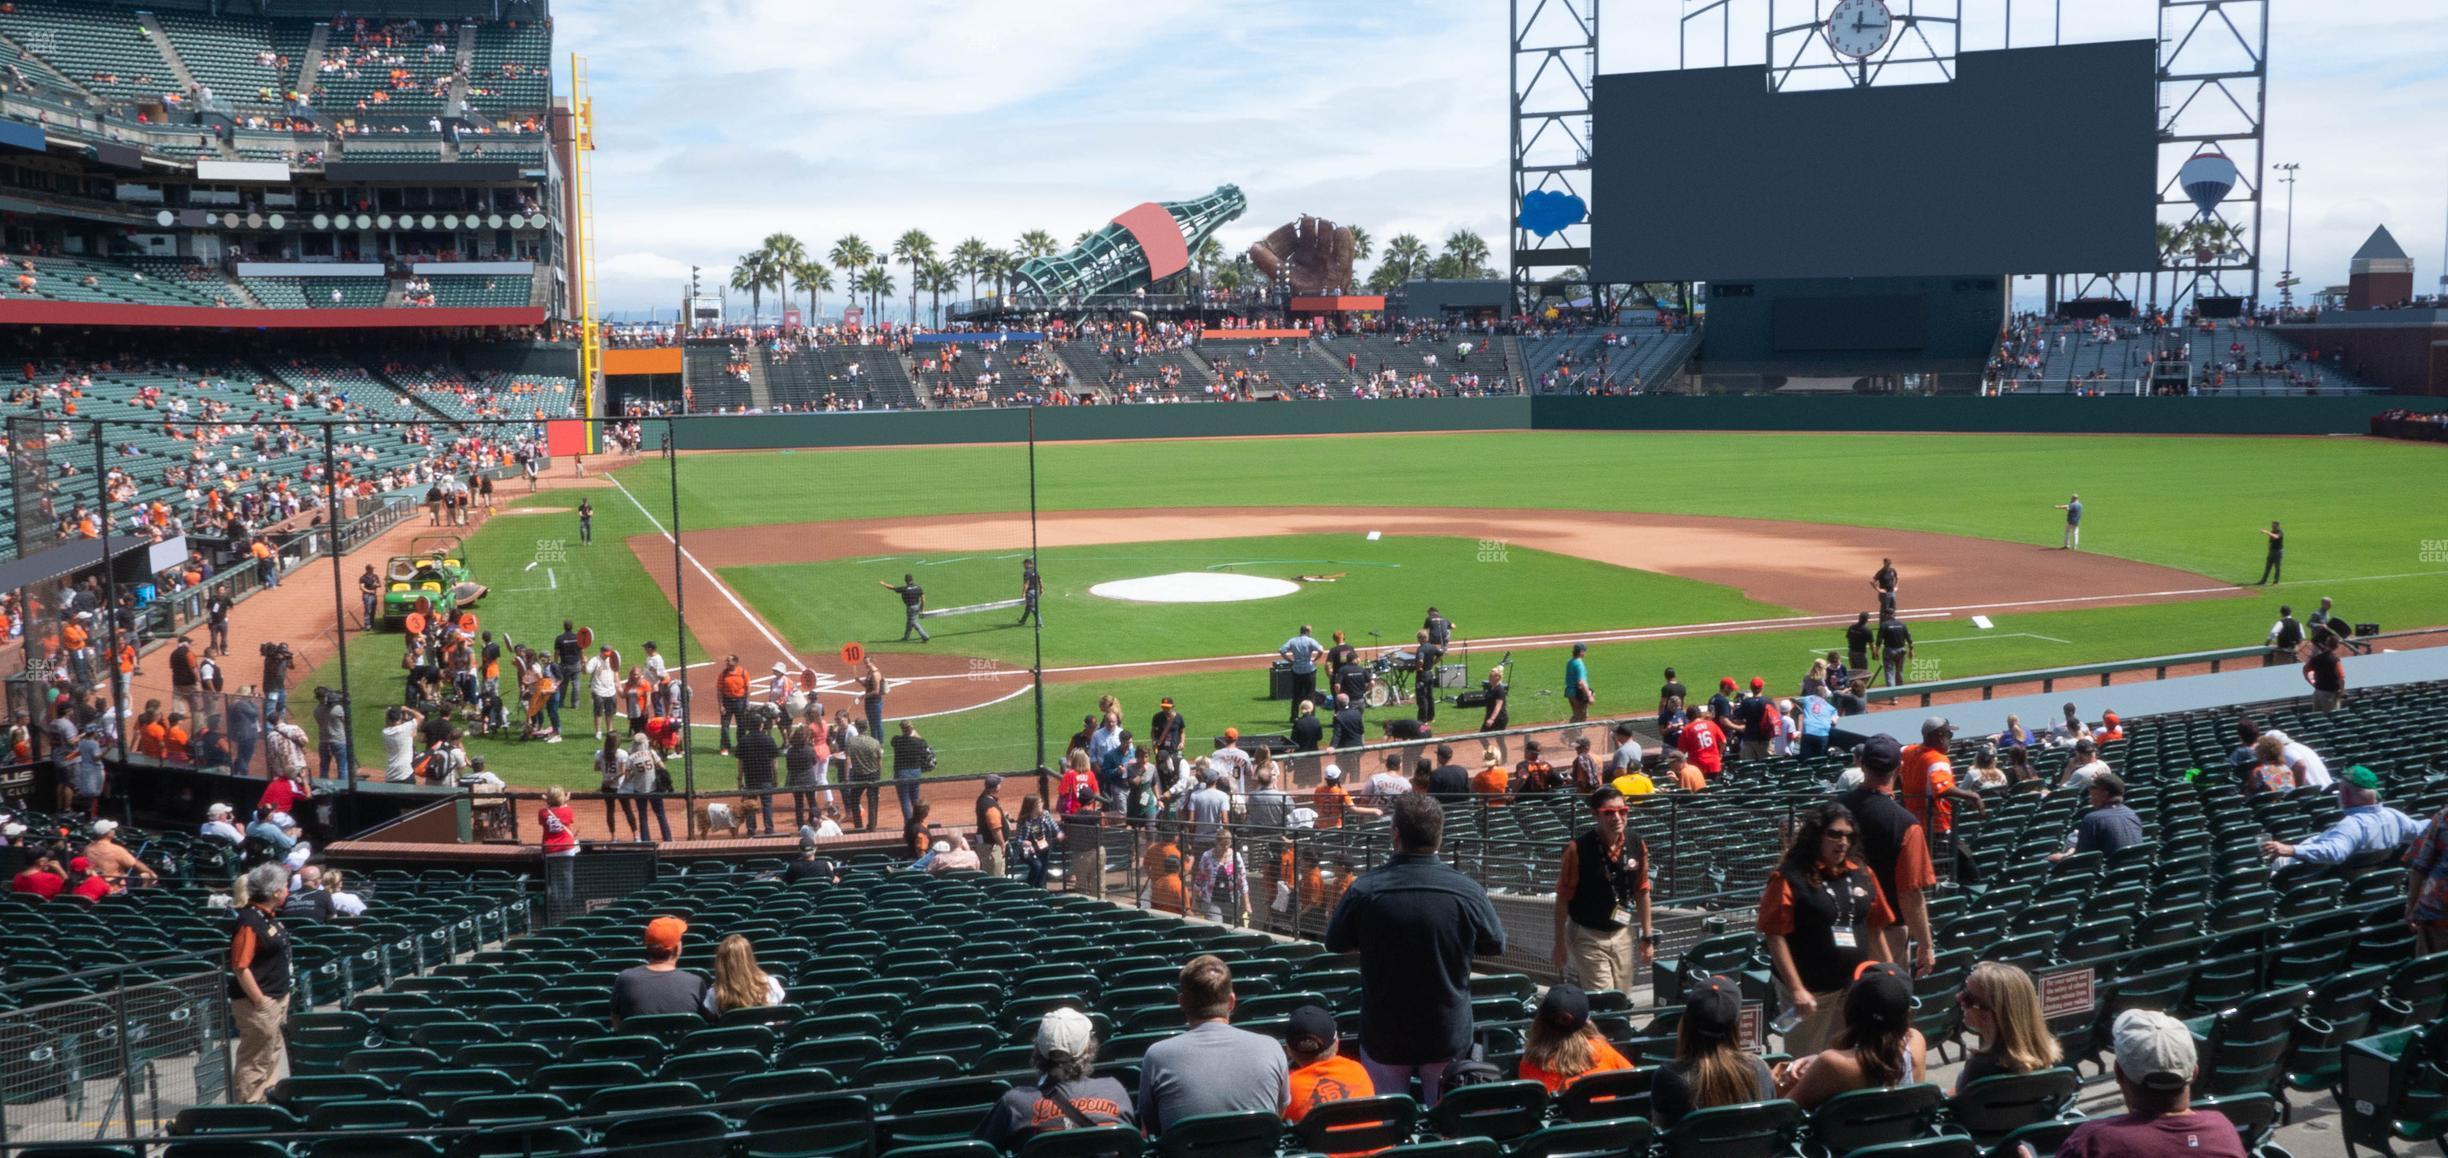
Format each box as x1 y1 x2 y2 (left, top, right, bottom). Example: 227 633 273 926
719 534 1788 668
295 432 2448 789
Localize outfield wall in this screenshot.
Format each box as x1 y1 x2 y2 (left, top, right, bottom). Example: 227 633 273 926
669 395 2448 450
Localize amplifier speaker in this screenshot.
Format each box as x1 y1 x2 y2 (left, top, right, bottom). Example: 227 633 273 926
1269 662 1294 700
1434 663 1467 689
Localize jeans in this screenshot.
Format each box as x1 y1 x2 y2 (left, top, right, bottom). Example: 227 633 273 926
265 688 288 721
2260 554 2283 584
1799 733 1828 760
607 795 635 837
318 741 349 780
902 607 930 642
361 592 376 627
231 733 258 778
720 696 746 750
559 664 581 708
863 696 884 740
844 778 879 830
790 791 817 830
579 519 592 544
633 794 673 841
894 774 923 826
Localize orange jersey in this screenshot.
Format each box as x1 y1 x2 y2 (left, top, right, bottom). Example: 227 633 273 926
1287 1054 1374 1123
1519 1037 1634 1094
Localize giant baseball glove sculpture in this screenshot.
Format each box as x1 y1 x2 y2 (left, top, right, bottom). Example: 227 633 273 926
1246 215 1359 295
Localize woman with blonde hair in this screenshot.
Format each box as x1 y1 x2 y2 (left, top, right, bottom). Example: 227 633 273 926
1953 961 2062 1092
709 934 785 1014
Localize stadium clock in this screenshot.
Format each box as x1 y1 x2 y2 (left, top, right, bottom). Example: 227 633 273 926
1824 0 1894 58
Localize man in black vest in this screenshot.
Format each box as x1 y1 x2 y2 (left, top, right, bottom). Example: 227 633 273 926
1550 786 1654 992
1017 558 1042 626
1834 735 1938 974
880 574 929 642
974 774 1008 878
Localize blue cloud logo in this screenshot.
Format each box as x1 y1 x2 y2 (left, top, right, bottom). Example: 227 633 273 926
1517 190 1587 238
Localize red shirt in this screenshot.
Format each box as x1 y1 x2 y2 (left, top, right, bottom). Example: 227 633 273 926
1897 745 1957 833
539 805 577 855
1679 719 1726 774
11 868 64 898
259 776 306 815
71 875 112 902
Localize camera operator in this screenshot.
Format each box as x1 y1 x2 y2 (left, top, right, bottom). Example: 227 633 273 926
381 706 424 783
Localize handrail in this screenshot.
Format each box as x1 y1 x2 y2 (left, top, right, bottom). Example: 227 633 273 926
1867 626 2445 708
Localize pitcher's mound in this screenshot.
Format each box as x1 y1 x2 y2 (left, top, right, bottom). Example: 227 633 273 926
1090 572 1301 604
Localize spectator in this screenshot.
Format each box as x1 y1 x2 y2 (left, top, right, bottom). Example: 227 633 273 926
2053 1010 2248 1157
200 803 246 845
1954 962 2062 1093
1426 744 1469 803
1471 748 1510 799
1758 803 1897 1055
1283 1004 1372 1123
1550 785 1653 992
610 916 711 1029
2254 730 2334 789
1245 762 1292 831
281 864 336 920
2049 772 2145 860
324 869 366 918
974 774 1008 878
228 863 292 1103
1835 736 1938 973
1775 965 1927 1110
12 848 65 897
1518 983 1634 1093
709 933 785 1014
1651 975 1772 1128
976 1007 1134 1148
2262 766 2425 870
1013 794 1060 888
2406 796 2448 955
81 820 156 890
1325 794 1505 1105
895 724 930 822
734 709 781 836
1190 828 1250 926
539 785 578 901
903 802 938 860
1186 763 1231 847
784 832 839 884
2054 738 2111 795
1137 955 1289 1135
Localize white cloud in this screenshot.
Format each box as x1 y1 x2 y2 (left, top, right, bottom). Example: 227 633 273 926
561 0 2448 317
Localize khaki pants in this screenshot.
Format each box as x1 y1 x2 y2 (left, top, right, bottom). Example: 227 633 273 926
1567 922 1639 995
1775 978 1847 1057
978 843 1006 878
232 995 288 1104
2313 690 2343 712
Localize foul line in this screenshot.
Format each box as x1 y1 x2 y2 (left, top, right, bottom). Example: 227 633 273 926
607 474 800 670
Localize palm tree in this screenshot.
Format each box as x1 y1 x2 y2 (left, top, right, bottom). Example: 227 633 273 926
950 237 992 302
789 258 832 326
761 232 806 277
919 257 957 328
728 250 778 325
1381 232 1432 283
983 249 1016 298
891 228 935 326
1441 229 1491 279
1192 236 1225 286
853 265 894 322
1015 230 1058 260
828 234 874 285
1347 225 1373 266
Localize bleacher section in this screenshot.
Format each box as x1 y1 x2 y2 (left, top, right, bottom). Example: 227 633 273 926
244 276 390 309
0 1 177 108
151 10 305 114
1046 339 1214 399
463 20 550 113
760 345 920 410
390 365 575 422
423 274 530 309
309 18 455 116
2009 319 2382 395
682 343 753 413
2 254 235 308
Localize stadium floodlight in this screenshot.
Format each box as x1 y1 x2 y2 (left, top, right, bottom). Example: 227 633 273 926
312 214 330 230
355 214 372 228
421 214 438 229
245 213 262 229
443 214 460 229
487 214 504 229
155 210 174 227
378 214 394 229
266 214 284 230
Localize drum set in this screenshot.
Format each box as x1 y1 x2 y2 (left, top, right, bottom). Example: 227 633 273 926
1361 648 1423 708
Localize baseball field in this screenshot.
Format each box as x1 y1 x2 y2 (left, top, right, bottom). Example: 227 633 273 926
306 430 2448 789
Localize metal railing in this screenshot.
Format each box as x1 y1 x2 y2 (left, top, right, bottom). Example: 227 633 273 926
1866 627 2440 707
0 956 231 1145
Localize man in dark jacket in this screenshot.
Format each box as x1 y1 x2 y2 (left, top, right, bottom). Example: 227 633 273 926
1325 794 1504 1106
731 709 781 836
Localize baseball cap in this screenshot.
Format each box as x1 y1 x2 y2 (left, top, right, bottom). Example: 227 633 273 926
1536 984 1592 1034
2111 1008 2197 1091
1845 967 1914 1034
91 819 118 836
985 774 1004 789
1720 677 1737 690
1035 1006 1095 1062
1684 975 1742 1043
2075 737 2098 752
643 916 688 952
1857 734 1903 775
1223 727 1239 741
207 803 233 817
1160 697 1174 708
1750 677 1765 691
1322 763 1342 781
771 661 787 673
1286 1005 1338 1053
1 823 23 838
2090 770 2127 796
2347 766 2382 790
1920 715 1954 736
69 856 91 872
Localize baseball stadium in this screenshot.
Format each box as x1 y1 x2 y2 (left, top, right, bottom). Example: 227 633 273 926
0 0 2446 1155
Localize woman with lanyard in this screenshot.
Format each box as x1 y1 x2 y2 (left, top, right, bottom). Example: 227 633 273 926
1549 785 1656 994
1756 802 1897 1056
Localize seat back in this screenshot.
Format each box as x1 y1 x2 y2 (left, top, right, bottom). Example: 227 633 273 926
1946 1069 2079 1148
1809 1083 1942 1154
1146 1110 1282 1157
1016 1124 1144 1158
738 1093 875 1158
1658 1099 1804 1158
1289 1094 1418 1156
1425 1079 1548 1143
1510 1117 1655 1158
1554 1066 1654 1122
597 1110 732 1158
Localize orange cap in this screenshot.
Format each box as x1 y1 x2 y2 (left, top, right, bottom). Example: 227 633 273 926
644 916 687 952
1224 727 1239 741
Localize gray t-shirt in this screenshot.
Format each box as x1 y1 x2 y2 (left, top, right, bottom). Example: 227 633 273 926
610 965 711 1028
1188 787 1232 847
1138 1020 1288 1135
381 722 419 783
1244 789 1291 833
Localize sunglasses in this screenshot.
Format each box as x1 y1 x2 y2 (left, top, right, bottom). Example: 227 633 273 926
1823 830 1857 843
1958 992 1987 1011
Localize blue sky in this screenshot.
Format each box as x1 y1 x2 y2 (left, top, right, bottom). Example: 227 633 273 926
553 0 2448 320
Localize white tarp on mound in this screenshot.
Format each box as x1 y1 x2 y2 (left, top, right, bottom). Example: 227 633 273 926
1089 572 1300 604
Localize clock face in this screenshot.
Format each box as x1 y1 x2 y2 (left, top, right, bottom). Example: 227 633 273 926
1825 0 1894 58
